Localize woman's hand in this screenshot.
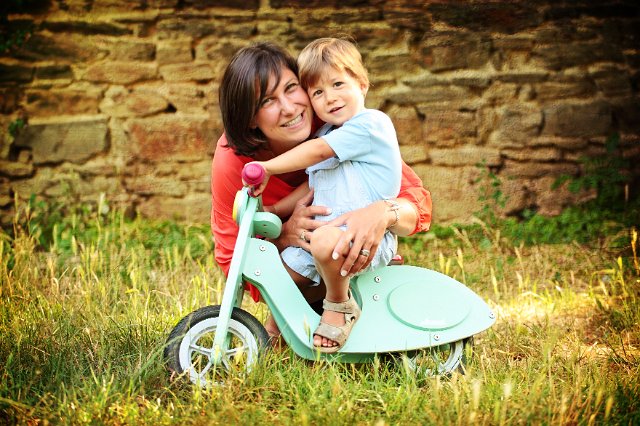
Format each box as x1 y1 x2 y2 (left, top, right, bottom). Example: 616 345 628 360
325 201 389 277
273 189 331 252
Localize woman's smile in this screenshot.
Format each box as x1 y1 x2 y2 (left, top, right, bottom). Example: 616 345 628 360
281 112 304 128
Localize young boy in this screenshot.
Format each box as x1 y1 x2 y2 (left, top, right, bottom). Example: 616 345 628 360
242 37 402 353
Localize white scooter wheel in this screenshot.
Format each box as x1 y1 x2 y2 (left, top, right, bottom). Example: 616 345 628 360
164 305 270 387
404 338 473 377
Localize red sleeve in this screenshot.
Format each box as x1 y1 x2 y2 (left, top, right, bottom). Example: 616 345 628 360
211 134 303 301
398 161 432 235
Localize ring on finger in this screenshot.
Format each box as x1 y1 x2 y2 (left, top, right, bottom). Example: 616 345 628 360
300 230 307 242
359 249 370 257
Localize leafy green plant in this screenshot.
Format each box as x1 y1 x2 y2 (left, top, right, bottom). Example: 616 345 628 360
553 133 632 212
461 134 639 247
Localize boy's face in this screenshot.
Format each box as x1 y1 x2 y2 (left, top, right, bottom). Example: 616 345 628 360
307 67 368 127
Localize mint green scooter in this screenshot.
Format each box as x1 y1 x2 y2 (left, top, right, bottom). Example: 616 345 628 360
164 165 496 387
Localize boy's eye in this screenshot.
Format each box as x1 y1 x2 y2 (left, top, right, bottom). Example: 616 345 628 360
311 89 322 97
334 81 344 88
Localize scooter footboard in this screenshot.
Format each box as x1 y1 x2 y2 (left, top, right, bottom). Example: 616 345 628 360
342 265 496 354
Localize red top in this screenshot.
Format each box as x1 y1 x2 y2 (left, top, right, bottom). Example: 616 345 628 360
210 133 432 302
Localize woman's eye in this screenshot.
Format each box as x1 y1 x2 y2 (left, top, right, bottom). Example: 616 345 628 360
286 82 298 92
260 98 273 108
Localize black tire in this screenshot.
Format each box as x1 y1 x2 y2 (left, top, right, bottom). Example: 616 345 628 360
404 337 474 377
164 305 270 386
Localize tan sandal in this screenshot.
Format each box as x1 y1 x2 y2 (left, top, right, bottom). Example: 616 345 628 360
313 292 361 354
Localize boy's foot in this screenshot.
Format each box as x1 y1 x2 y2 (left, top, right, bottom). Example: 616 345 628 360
312 293 361 353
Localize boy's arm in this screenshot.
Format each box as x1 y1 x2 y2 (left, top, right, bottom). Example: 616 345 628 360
243 137 334 196
265 137 334 174
264 182 310 218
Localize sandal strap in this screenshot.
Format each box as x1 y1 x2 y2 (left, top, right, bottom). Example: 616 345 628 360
322 293 359 315
314 322 348 346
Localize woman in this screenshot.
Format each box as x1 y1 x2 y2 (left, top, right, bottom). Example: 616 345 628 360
210 41 432 338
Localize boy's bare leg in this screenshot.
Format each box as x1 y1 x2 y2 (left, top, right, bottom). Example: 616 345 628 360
310 225 351 348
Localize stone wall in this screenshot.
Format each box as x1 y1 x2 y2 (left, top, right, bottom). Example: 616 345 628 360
1 0 639 225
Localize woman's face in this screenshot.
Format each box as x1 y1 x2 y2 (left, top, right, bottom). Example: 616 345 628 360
252 67 314 155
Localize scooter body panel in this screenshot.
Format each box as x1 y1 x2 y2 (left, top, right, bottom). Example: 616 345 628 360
243 238 496 360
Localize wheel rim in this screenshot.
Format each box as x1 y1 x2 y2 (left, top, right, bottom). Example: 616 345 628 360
178 316 259 387
405 340 466 376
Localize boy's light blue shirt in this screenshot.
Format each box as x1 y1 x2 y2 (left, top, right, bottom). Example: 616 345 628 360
317 108 402 202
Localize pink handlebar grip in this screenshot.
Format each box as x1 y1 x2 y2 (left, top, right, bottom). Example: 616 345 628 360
242 163 266 186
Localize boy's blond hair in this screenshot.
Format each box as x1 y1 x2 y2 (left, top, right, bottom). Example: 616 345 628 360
298 37 369 91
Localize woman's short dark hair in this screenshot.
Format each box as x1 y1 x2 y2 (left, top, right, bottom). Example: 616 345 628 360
219 42 298 157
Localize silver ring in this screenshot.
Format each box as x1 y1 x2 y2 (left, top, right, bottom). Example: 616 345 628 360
359 249 370 257
300 230 307 241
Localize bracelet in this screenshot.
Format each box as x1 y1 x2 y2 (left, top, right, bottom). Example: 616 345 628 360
383 199 400 228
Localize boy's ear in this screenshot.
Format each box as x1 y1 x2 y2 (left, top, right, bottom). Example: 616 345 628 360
361 83 369 97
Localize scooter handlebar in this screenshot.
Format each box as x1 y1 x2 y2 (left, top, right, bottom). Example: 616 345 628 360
242 163 266 186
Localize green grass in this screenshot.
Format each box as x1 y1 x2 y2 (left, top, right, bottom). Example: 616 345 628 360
1 199 639 425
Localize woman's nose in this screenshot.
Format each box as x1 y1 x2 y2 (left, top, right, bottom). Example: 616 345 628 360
279 96 295 114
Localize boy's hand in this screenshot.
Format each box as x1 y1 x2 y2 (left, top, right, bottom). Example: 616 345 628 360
242 161 270 196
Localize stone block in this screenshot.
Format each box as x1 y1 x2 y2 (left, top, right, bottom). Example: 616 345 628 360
125 175 187 196
25 88 102 117
531 136 588 150
502 147 561 162
136 193 210 223
159 63 214 82
530 175 593 217
181 0 259 9
11 34 97 62
125 114 215 162
487 104 542 147
157 40 193 65
412 164 483 223
0 160 34 178
611 98 640 134
413 32 491 72
502 160 579 179
83 62 157 84
195 38 250 75
392 84 472 105
106 40 156 62
482 82 519 104
43 20 132 36
423 109 477 145
400 145 428 165
590 66 633 97
14 117 109 165
34 65 74 81
0 88 23 114
532 42 625 71
0 63 33 83
150 82 213 113
428 2 541 34
99 86 168 117
534 77 596 101
429 146 501 167
385 105 423 145
542 101 612 138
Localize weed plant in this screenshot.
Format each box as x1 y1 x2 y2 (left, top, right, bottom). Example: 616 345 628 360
0 192 638 424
